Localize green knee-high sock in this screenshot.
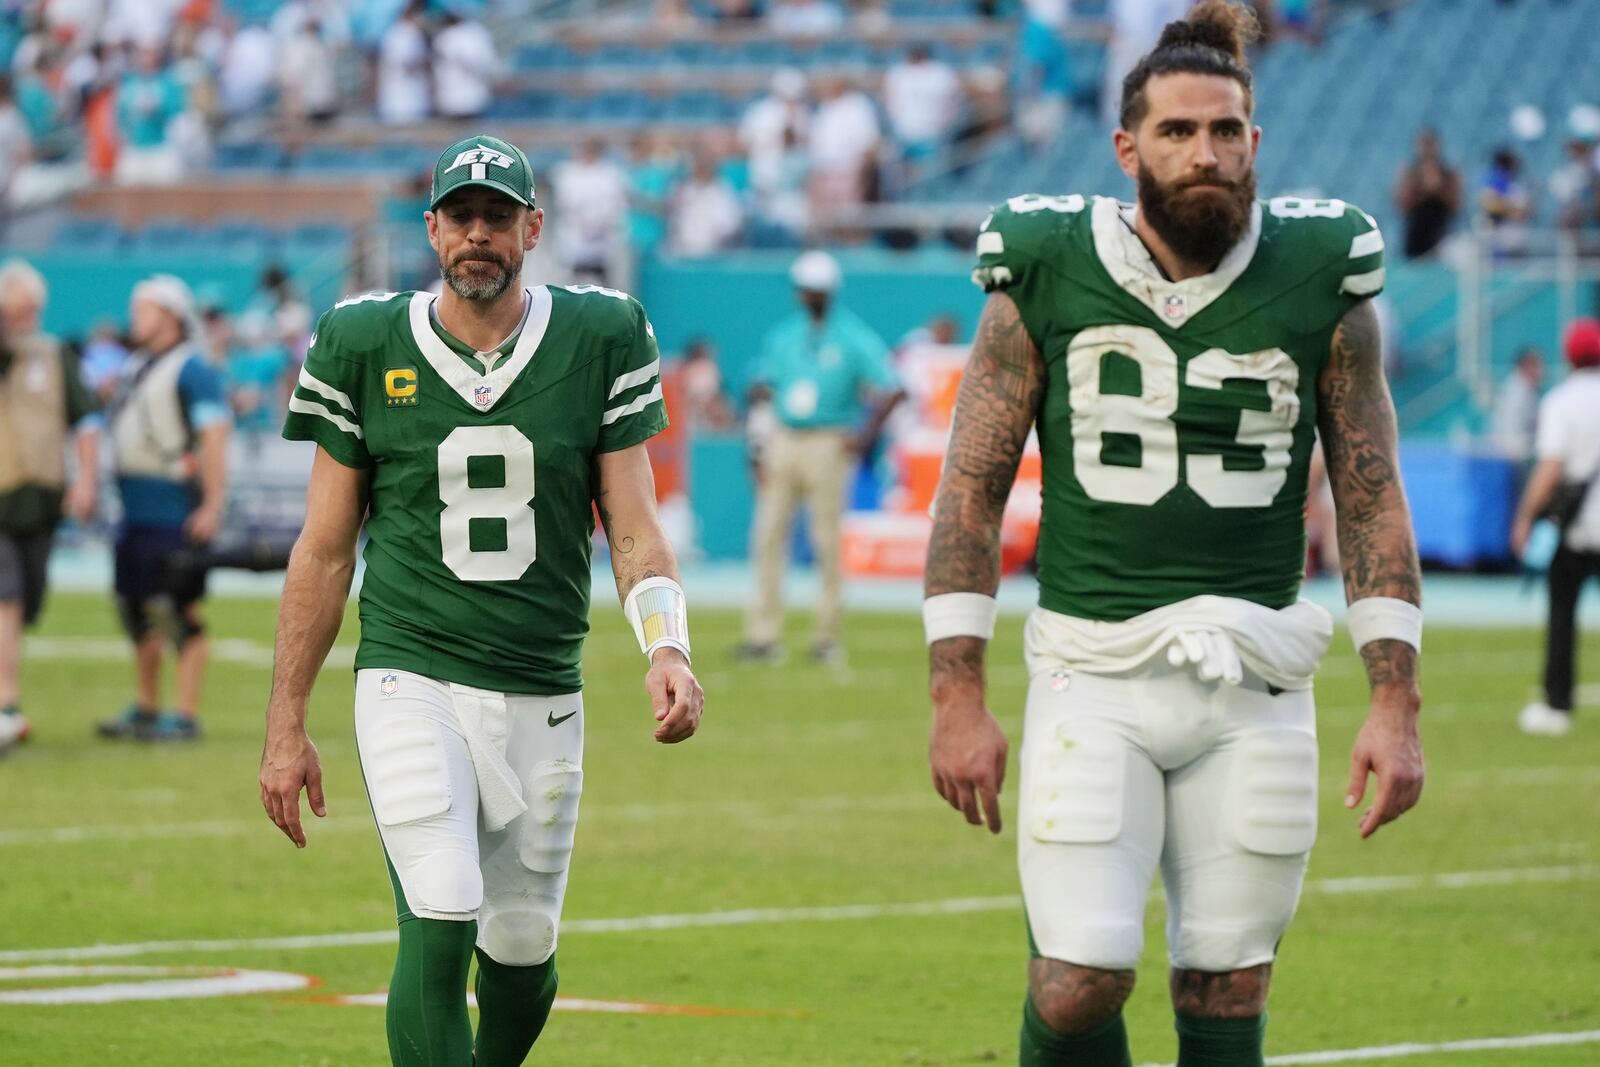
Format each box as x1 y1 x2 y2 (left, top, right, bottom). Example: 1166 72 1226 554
385 917 477 1066
1174 1013 1266 1067
1020 997 1133 1067
472 949 558 1067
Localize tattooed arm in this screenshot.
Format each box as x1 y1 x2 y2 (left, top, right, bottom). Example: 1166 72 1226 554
924 291 1046 834
595 443 704 744
1315 299 1425 839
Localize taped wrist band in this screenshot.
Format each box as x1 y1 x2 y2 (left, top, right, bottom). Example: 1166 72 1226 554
625 577 691 661
1346 596 1422 653
923 592 999 645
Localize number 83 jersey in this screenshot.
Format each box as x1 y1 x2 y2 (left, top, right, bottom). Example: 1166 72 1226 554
973 193 1385 622
283 285 667 694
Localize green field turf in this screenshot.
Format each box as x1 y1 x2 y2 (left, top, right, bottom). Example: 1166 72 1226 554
1 591 1597 1066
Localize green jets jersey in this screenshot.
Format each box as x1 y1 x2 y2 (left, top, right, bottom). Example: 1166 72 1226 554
972 193 1385 621
282 285 668 694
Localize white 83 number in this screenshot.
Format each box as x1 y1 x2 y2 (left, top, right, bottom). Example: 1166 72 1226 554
1067 325 1301 508
438 425 537 581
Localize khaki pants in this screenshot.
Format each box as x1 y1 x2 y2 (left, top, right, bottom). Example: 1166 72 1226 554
746 427 852 645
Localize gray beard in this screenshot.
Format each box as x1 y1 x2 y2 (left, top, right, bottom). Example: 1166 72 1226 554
442 258 517 302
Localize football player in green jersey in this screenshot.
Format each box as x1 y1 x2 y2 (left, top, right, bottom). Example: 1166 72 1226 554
923 4 1424 1065
258 135 704 1067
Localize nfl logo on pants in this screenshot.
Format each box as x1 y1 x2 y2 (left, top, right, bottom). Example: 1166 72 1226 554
380 673 398 697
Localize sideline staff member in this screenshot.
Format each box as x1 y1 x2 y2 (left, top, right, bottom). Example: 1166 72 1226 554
1513 317 1600 737
739 251 904 665
0 259 98 753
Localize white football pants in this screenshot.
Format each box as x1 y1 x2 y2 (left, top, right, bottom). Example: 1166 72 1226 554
1018 643 1318 973
354 668 584 967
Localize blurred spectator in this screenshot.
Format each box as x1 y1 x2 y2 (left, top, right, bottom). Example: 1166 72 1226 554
278 16 340 126
1018 0 1073 139
737 251 903 666
767 0 845 36
218 20 277 118
676 336 734 431
227 310 291 443
551 138 630 284
667 147 743 257
0 75 30 230
1103 0 1190 125
271 0 352 48
114 43 186 184
1490 346 1545 464
883 44 963 161
79 321 131 406
0 258 99 754
1511 319 1600 737
1550 134 1600 233
432 9 497 121
246 266 312 364
626 131 679 256
808 76 881 220
1394 128 1461 259
751 124 810 245
741 69 810 198
1479 146 1534 256
377 0 431 126
952 66 1010 154
99 274 230 743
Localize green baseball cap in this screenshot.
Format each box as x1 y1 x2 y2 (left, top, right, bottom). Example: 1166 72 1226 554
429 134 537 210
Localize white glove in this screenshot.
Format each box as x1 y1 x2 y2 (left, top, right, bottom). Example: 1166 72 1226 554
1166 628 1244 685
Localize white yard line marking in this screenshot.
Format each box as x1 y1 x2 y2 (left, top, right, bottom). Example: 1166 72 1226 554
331 991 783 1017
1136 1027 1600 1066
20 636 356 670
0 965 312 1004
2 864 1593 965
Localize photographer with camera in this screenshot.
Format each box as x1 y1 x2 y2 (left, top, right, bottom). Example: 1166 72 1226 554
0 259 99 754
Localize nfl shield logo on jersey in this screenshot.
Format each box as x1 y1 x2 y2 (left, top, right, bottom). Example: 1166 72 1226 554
380 673 398 697
1163 294 1187 321
473 385 494 407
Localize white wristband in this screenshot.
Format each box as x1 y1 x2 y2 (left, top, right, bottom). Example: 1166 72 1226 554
923 593 999 645
624 577 691 661
1346 596 1422 653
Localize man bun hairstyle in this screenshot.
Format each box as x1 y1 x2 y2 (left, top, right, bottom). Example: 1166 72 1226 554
1119 0 1261 130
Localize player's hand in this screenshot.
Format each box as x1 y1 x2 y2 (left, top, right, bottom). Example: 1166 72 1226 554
1345 693 1424 839
186 502 223 545
259 726 327 848
646 647 703 744
929 687 1009 834
1511 514 1533 558
64 480 97 524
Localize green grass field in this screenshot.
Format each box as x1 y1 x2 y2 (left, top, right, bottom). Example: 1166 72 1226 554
1 590 1597 1066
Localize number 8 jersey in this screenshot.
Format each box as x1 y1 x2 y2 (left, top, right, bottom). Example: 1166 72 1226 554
282 285 667 694
973 193 1385 622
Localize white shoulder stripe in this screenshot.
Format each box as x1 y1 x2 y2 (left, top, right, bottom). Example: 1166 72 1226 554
976 231 1004 256
1349 229 1385 259
601 382 664 426
297 367 356 415
1340 266 1386 296
608 358 661 399
288 396 364 439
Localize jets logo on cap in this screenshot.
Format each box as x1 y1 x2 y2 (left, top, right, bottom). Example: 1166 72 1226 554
444 145 517 181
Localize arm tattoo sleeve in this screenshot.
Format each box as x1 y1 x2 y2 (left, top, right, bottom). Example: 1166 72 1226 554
1316 300 1423 693
925 292 1045 688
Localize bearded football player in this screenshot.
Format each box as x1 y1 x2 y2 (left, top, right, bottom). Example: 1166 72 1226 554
923 4 1425 1064
259 135 704 1066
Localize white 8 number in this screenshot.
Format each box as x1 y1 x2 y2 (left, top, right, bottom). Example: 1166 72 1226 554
1067 326 1179 504
1066 326 1299 509
438 425 537 581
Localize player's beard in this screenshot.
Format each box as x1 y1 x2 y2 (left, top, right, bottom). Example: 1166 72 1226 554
442 249 520 303
1137 161 1257 269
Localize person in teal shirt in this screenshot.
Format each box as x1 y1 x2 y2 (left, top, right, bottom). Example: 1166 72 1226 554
738 251 904 665
116 46 186 150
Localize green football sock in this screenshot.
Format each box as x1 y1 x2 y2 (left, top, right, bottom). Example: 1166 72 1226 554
472 949 558 1066
1020 996 1133 1066
385 916 476 1066
1175 1012 1266 1067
